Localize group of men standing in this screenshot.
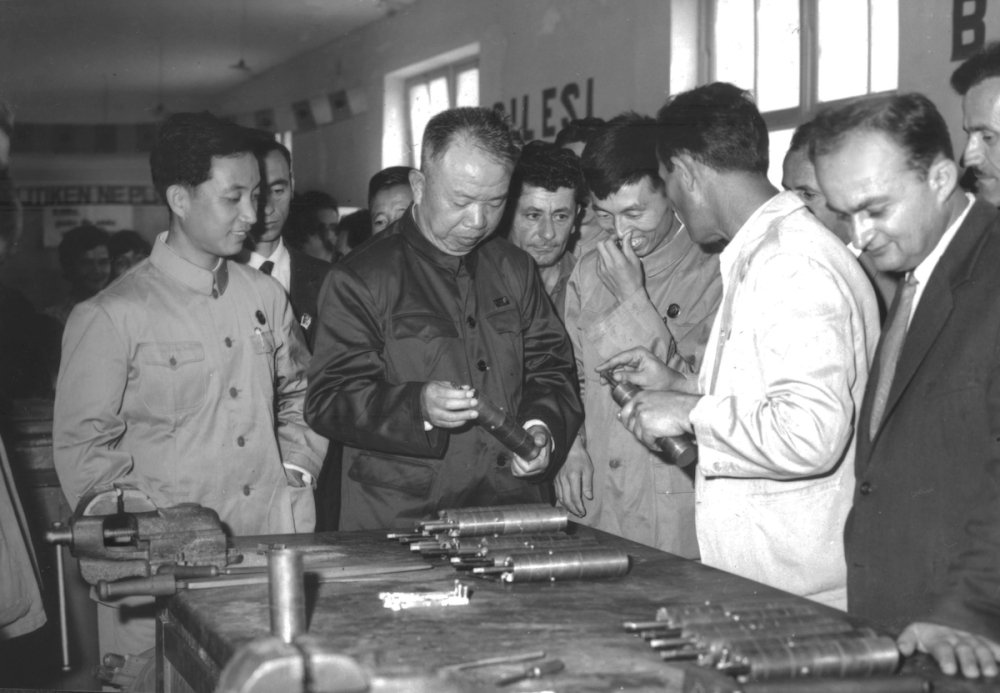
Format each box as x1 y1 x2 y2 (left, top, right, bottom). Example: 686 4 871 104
47 42 1000 681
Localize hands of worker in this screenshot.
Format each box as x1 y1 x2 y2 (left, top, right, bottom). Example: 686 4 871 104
596 346 692 393
554 439 594 517
421 381 478 429
595 231 644 301
898 622 1000 679
618 389 699 448
511 424 551 477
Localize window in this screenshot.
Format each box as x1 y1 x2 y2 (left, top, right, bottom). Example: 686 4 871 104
405 59 479 165
711 0 898 184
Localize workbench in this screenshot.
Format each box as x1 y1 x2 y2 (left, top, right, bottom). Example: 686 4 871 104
157 526 994 693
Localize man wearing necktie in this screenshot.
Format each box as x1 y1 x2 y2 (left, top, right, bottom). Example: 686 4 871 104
813 93 1000 679
241 132 331 351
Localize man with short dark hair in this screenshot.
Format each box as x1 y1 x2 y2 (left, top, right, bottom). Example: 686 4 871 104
501 140 586 319
306 106 582 530
951 41 1000 206
812 92 1000 678
242 133 330 350
53 111 326 660
606 84 879 607
554 113 722 556
368 165 414 234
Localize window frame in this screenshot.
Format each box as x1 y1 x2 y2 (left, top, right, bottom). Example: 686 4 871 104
706 0 897 133
403 57 480 166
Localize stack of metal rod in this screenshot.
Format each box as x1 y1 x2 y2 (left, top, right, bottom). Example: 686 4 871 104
624 599 902 684
387 503 631 583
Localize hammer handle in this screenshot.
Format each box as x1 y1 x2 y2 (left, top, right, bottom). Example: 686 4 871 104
98 574 181 600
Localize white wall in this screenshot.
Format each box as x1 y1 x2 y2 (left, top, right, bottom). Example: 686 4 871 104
214 0 673 207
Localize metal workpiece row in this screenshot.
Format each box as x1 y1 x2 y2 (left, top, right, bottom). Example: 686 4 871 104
625 599 903 684
388 503 634 584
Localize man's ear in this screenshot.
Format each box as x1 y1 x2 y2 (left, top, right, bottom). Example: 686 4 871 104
165 184 189 221
409 168 426 207
927 156 958 206
672 154 699 192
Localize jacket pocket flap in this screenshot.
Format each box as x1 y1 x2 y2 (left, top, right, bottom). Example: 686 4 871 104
348 452 437 497
391 313 458 341
136 342 205 368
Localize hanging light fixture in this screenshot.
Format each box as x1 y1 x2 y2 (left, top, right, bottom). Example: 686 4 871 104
152 39 167 118
229 0 252 73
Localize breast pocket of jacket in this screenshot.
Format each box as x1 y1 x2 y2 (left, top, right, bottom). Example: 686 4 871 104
135 341 208 415
386 313 459 377
485 305 523 368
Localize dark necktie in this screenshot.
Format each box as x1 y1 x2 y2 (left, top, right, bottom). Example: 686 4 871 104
869 272 918 435
259 260 274 276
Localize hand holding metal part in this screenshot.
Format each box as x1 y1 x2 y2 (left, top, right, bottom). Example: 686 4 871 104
471 391 551 474
602 369 697 467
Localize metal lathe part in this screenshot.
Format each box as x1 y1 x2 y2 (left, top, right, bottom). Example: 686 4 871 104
603 371 698 467
497 547 631 583
421 504 569 537
268 549 305 644
55 537 70 671
722 635 901 682
471 395 541 460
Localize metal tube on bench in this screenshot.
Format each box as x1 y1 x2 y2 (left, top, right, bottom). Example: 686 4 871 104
268 548 305 643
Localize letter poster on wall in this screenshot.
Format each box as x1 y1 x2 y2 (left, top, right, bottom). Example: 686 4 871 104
42 205 136 247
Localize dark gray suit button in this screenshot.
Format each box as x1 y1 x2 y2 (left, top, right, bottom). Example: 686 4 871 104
859 481 872 495
477 360 488 371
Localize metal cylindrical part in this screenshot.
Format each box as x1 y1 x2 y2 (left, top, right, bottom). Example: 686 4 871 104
655 601 820 627
472 396 542 460
426 504 569 537
55 542 70 671
605 374 698 467
727 635 900 682
268 549 305 644
499 547 630 583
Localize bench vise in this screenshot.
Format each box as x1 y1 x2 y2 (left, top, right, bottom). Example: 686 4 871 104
46 486 235 585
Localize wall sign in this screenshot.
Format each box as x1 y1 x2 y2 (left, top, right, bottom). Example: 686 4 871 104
42 205 137 247
953 0 987 61
18 184 159 208
493 78 595 140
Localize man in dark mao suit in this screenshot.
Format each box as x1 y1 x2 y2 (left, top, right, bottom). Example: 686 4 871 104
813 93 1000 680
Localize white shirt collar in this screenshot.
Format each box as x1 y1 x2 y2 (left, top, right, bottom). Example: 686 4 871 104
247 237 291 292
907 192 974 325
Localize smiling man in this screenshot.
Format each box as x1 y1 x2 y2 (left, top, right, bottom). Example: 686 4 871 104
502 140 586 319
812 92 1000 679
604 85 878 607
306 107 582 530
53 112 326 663
554 112 722 555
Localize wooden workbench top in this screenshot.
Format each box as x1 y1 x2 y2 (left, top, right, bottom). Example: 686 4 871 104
161 526 991 693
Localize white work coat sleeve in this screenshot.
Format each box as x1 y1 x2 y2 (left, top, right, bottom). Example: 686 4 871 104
691 253 857 479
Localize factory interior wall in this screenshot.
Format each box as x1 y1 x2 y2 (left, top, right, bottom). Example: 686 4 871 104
213 0 674 208
6 0 1000 308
